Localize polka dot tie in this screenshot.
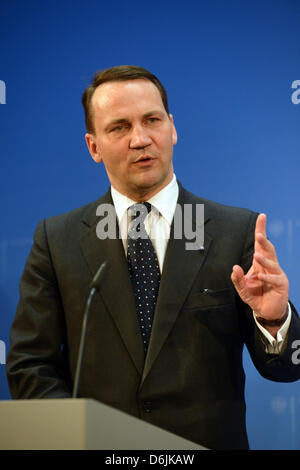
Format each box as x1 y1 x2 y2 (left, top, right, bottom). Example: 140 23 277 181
127 202 161 355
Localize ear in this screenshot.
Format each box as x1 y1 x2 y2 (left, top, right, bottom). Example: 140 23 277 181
169 114 178 145
85 133 103 163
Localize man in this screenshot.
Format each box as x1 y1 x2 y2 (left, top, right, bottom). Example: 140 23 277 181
6 65 300 450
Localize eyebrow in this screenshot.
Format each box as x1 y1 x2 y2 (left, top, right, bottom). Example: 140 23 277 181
143 110 165 118
104 110 166 130
104 118 129 131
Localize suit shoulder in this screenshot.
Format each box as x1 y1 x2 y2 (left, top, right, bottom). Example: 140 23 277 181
46 199 100 226
34 192 111 245
183 187 257 216
201 196 257 220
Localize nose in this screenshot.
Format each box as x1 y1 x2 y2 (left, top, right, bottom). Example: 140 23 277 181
129 124 152 149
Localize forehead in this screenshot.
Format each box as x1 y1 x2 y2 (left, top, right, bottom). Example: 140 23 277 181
91 79 165 120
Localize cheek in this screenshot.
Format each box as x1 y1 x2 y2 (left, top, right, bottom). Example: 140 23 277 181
103 151 127 172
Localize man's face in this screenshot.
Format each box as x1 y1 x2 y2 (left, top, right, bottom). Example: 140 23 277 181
85 79 177 201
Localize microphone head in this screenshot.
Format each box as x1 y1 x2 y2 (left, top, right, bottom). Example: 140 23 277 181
90 261 109 291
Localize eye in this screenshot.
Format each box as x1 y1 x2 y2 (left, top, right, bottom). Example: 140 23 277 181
111 125 124 132
147 117 159 124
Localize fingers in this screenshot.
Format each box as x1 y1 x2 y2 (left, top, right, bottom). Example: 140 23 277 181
254 213 278 263
231 265 264 306
231 264 244 280
231 265 246 292
253 252 281 274
256 271 288 287
254 214 267 271
247 212 287 290
232 213 287 296
255 213 267 238
231 214 289 313
255 233 278 261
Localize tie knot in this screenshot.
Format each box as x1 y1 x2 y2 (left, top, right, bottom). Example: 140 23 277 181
128 202 152 238
128 202 152 223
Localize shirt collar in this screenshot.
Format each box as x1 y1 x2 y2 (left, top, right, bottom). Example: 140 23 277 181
111 174 179 226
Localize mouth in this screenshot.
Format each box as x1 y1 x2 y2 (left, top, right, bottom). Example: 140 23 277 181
133 155 155 166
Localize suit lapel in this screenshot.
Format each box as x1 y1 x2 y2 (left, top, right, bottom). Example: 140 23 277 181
142 185 213 384
78 191 145 376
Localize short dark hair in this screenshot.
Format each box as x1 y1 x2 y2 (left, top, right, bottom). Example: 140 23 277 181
82 65 170 134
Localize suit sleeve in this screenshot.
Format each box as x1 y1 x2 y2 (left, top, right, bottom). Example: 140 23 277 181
239 212 300 382
6 220 72 398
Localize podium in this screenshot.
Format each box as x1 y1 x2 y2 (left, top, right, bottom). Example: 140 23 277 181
0 399 206 450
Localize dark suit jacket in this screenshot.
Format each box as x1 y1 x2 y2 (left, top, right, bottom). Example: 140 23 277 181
6 184 300 449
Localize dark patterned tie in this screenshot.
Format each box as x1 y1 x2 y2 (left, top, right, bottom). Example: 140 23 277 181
127 202 161 355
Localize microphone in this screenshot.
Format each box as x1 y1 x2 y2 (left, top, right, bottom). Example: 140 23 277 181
72 261 109 399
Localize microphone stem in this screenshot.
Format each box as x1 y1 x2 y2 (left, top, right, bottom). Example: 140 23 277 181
72 287 97 399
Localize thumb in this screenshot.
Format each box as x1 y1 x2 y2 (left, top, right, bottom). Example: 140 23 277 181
231 265 246 294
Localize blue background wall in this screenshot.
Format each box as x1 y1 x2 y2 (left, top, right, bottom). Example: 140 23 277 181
1 0 300 449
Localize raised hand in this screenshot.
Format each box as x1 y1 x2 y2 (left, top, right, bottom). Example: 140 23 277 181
231 213 289 322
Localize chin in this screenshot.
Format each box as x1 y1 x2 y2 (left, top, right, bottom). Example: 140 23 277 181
135 176 163 192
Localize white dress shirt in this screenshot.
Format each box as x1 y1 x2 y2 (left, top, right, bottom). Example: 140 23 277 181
110 174 291 354
111 174 178 273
